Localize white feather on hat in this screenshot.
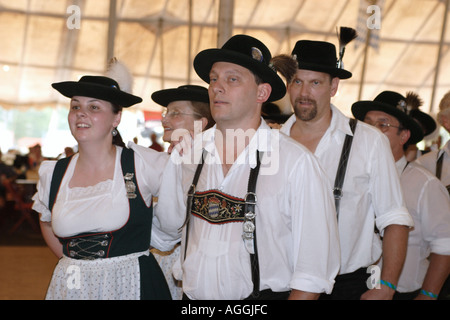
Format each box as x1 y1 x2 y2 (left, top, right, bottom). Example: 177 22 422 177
106 57 134 94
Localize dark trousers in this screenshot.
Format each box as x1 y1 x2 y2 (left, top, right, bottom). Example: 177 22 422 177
182 289 290 300
393 290 420 300
320 268 369 300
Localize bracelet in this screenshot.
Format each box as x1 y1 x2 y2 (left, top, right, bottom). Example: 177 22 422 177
420 289 438 299
379 279 397 290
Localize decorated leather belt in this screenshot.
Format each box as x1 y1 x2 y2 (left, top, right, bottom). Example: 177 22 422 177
191 190 246 224
184 149 262 299
60 233 112 260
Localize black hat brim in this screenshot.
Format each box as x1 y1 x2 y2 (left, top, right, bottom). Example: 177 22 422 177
409 109 437 137
352 100 424 144
262 113 292 124
193 49 286 102
52 81 142 107
151 87 209 107
297 61 352 79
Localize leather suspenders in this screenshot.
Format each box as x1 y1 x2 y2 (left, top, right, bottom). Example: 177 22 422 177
333 118 357 218
436 151 450 195
183 150 262 298
436 152 444 180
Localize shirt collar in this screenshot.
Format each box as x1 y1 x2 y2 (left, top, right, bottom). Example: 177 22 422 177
197 119 276 168
281 105 355 140
395 156 408 176
330 104 355 137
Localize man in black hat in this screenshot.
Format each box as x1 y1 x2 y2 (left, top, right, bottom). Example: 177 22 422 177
153 34 340 300
417 91 450 194
404 92 437 161
352 91 450 300
275 40 413 299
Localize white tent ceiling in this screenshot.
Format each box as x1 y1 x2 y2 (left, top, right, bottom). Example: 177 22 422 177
1 0 450 119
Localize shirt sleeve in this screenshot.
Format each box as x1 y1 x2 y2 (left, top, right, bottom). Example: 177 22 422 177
419 176 450 255
31 160 57 222
151 150 186 250
289 151 341 294
128 142 169 206
370 135 414 232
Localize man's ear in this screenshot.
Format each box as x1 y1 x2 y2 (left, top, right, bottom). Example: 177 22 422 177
330 77 340 97
402 129 411 145
256 83 272 104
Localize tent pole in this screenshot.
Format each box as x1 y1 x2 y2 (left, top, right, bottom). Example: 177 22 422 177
358 27 371 100
217 0 234 47
188 0 193 84
107 0 117 66
430 0 449 114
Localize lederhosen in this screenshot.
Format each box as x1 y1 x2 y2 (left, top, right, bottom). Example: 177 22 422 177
182 150 290 300
49 147 171 300
436 151 450 195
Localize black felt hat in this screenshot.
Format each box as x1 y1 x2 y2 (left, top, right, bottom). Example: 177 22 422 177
151 85 209 107
193 34 286 102
52 76 142 107
404 92 437 137
261 102 292 124
351 91 424 144
291 40 352 79
410 109 436 137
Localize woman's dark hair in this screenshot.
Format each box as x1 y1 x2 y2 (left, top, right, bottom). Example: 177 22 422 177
111 103 126 147
190 101 215 130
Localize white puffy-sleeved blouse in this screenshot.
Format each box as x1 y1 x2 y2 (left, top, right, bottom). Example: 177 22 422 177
32 144 169 238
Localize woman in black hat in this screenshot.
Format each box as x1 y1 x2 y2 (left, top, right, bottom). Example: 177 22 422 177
150 84 214 300
151 85 214 144
32 73 172 300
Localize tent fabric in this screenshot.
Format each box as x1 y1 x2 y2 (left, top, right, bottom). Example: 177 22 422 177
1 0 450 120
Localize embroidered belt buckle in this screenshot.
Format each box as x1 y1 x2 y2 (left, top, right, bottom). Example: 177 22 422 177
124 173 137 199
191 190 245 224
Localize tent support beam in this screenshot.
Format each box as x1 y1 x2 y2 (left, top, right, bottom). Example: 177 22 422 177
358 27 371 101
430 0 449 114
217 0 234 47
106 0 117 67
187 0 193 83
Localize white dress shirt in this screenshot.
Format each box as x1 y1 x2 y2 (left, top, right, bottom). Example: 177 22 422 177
281 105 413 275
395 157 450 292
153 120 340 300
416 140 450 188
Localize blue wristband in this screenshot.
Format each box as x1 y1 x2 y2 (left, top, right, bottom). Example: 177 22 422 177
379 279 397 290
420 289 438 298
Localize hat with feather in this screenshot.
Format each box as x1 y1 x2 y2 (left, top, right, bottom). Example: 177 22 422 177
351 90 424 144
406 92 437 137
290 27 357 79
52 58 142 107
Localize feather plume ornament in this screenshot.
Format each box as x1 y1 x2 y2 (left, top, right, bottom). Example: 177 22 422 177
106 57 134 94
270 54 298 83
405 91 423 111
336 26 357 69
